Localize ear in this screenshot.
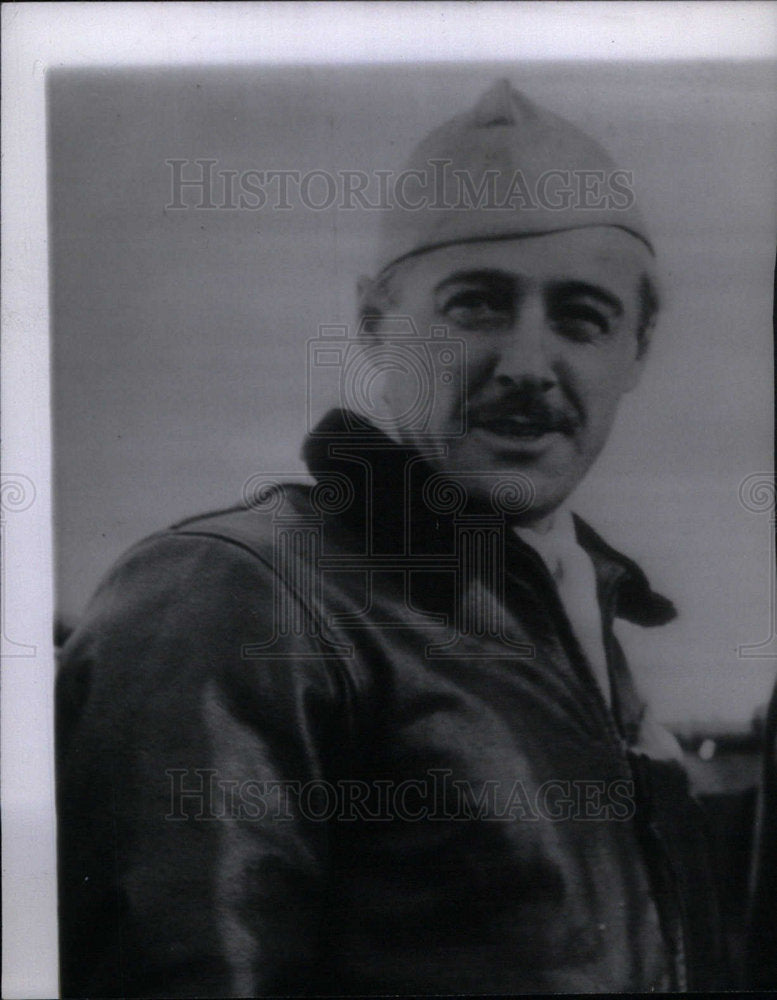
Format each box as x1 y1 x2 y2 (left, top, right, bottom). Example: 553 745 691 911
356 274 382 340
622 341 650 393
627 268 660 383
357 274 378 314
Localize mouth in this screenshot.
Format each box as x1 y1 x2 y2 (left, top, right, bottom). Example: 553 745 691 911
476 418 556 439
473 414 573 441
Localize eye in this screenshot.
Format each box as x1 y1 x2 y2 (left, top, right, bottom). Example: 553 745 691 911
552 303 611 342
440 289 512 331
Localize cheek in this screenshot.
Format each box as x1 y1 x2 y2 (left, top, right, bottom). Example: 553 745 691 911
610 347 644 396
571 353 640 422
456 339 495 395
383 369 421 413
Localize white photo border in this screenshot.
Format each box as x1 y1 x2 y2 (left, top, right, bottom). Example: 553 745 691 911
2 3 775 996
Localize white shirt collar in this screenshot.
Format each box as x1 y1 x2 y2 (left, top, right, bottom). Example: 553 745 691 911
513 507 612 706
513 507 577 580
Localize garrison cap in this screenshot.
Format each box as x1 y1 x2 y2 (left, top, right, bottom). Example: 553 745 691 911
375 78 653 274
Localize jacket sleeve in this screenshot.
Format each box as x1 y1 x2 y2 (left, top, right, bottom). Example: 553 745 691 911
56 531 354 998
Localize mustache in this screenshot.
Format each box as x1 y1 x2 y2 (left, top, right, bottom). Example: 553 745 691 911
468 392 581 435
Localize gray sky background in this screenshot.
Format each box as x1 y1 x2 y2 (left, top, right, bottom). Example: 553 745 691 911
49 59 776 728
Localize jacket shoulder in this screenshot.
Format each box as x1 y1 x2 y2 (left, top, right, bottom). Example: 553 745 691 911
58 483 342 725
167 482 315 561
61 482 318 656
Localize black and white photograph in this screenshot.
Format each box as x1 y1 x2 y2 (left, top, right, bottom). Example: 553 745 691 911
3 3 777 996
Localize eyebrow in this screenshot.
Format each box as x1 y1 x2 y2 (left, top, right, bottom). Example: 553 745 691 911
434 270 515 295
547 280 624 318
434 271 625 317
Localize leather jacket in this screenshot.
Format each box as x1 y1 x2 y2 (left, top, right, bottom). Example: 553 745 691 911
57 409 724 996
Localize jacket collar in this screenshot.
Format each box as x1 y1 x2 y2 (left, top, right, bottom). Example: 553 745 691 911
302 409 676 628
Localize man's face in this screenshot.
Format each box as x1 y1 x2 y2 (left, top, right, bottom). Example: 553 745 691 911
368 227 653 522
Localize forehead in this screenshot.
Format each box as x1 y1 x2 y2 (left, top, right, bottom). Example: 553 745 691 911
399 227 653 303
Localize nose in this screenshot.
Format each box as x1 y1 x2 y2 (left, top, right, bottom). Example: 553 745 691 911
493 296 557 391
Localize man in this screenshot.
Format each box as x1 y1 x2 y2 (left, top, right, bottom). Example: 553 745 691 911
748 679 777 987
57 79 724 995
